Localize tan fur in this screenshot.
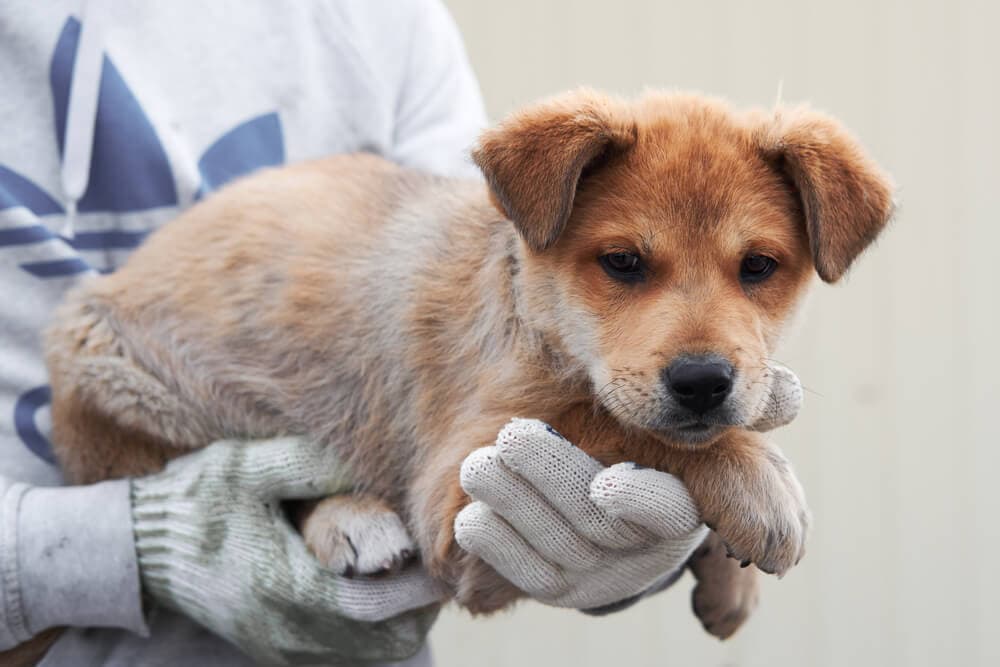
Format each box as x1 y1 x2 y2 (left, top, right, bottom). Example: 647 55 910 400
688 531 760 640
34 90 893 657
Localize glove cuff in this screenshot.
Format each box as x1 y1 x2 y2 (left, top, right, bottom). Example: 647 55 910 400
131 473 241 620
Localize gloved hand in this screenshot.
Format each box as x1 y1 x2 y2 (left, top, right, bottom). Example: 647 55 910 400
131 437 446 666
454 419 707 610
453 364 802 611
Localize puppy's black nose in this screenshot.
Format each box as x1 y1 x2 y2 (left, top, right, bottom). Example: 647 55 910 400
664 356 734 414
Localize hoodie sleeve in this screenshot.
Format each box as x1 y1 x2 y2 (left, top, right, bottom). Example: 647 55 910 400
389 0 488 179
0 475 149 650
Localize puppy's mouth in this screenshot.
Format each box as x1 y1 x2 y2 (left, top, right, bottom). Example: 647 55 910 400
645 411 742 445
677 421 715 435
664 420 726 444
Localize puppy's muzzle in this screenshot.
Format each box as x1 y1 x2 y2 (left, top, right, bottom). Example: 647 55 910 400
663 354 734 415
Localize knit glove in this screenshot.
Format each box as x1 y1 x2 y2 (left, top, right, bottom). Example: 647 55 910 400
131 437 445 666
748 363 803 433
454 365 802 611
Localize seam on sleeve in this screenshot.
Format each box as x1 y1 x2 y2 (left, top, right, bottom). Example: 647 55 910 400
1 482 32 644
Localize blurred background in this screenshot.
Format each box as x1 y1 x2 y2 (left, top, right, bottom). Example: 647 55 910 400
430 1 1000 665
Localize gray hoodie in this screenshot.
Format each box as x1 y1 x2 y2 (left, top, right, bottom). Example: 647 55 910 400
0 1 485 664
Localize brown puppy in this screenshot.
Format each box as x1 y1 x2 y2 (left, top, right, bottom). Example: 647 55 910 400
43 90 893 635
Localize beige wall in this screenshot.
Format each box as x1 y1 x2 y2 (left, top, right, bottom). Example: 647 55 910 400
430 1 1000 666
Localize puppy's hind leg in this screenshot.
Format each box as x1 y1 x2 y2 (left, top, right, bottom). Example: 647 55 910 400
45 291 211 483
689 530 760 639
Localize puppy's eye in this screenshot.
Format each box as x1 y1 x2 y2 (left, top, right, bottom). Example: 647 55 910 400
740 254 778 284
599 251 644 282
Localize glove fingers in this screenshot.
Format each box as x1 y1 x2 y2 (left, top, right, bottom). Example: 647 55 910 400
454 501 568 600
556 542 704 609
590 463 703 539
749 363 803 432
241 437 353 499
329 568 449 623
494 419 648 549
460 447 606 570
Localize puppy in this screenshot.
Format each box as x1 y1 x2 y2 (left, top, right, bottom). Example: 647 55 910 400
43 90 893 636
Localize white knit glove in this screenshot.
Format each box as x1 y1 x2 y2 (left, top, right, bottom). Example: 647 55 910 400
454 365 802 611
455 419 706 610
748 363 803 433
131 437 444 666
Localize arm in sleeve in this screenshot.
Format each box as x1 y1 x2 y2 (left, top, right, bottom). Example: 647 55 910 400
0 475 148 649
390 0 488 179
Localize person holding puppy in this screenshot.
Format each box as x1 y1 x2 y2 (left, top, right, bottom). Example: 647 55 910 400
0 1 768 665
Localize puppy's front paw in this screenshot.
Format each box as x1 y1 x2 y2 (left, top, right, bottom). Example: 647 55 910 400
692 436 810 577
298 494 416 577
688 531 759 639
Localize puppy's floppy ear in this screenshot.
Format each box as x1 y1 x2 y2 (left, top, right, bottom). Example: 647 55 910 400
758 108 895 282
472 89 637 251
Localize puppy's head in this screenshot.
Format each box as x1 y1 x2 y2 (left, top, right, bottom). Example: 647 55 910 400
473 89 894 445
